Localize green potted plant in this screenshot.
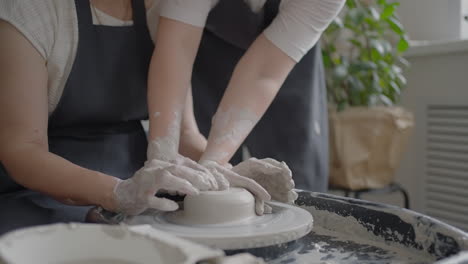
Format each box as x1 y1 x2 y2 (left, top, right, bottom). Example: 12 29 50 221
322 0 414 190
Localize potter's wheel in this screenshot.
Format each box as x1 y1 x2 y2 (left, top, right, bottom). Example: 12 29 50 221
126 188 313 250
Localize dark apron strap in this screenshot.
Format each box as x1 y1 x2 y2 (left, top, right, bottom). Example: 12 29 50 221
263 0 280 28
75 0 93 27
131 0 147 26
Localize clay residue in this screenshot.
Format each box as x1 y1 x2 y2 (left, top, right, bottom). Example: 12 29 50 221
147 110 182 161
210 108 258 146
269 226 435 264
291 192 468 263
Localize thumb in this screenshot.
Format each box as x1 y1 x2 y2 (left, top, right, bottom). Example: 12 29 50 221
255 199 265 216
147 197 179 211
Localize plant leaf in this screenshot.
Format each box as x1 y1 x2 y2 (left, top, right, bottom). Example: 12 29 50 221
382 40 392 53
333 65 348 80
372 72 382 92
322 0 408 108
371 39 385 55
349 61 377 73
322 51 332 68
348 38 362 48
392 65 402 74
381 4 398 20
398 56 411 68
396 73 407 86
397 37 410 52
346 0 357 9
326 17 344 34
387 17 404 35
348 76 365 92
334 17 344 28
389 81 401 95
379 94 393 106
369 7 380 21
347 7 366 25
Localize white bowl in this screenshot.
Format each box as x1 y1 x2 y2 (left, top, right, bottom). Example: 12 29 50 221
181 187 256 225
0 224 222 264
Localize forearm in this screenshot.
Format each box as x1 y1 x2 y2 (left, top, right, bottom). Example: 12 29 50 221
1 144 117 211
179 86 207 161
181 87 200 133
147 17 203 160
0 21 117 211
200 0 345 164
201 35 296 164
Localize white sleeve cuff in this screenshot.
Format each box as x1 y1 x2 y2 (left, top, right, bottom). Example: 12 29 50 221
159 0 219 28
264 19 321 62
263 0 345 62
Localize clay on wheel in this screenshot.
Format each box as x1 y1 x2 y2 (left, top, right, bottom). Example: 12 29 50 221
180 188 256 225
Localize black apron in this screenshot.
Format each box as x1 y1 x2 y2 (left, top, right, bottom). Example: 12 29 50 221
0 0 153 235
192 0 329 192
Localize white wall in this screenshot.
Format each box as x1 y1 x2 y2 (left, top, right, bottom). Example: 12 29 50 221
397 41 468 222
398 0 468 41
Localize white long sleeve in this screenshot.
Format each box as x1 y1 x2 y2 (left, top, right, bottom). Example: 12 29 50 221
264 0 346 62
159 0 219 27
159 0 344 61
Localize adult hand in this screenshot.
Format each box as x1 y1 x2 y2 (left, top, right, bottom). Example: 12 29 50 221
232 158 298 204
113 162 200 216
200 160 271 215
147 140 218 191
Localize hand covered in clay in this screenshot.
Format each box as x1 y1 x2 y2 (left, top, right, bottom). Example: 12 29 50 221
147 140 218 191
113 162 199 216
232 158 298 204
200 160 271 215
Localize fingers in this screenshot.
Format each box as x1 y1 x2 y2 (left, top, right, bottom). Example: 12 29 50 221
207 175 219 190
271 190 298 204
255 199 264 215
264 178 295 197
211 170 230 190
148 157 218 190
233 158 293 184
289 190 299 203
254 200 272 215
147 197 179 211
219 166 271 201
164 165 213 191
261 158 282 167
288 178 295 189
146 159 172 169
157 171 200 196
179 155 210 174
258 159 293 182
179 157 218 190
201 160 231 190
223 163 233 169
